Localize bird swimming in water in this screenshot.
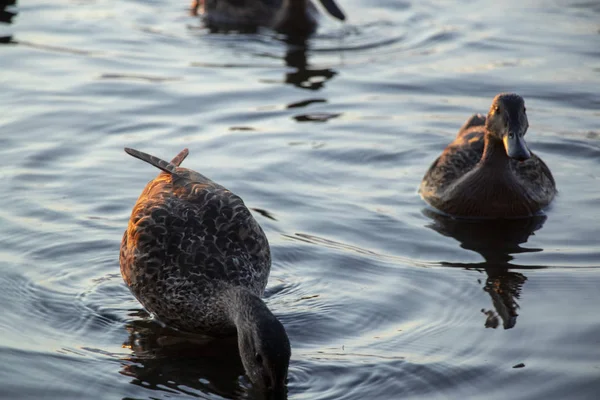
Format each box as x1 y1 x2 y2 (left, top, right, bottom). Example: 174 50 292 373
190 0 346 37
119 147 290 397
419 93 556 218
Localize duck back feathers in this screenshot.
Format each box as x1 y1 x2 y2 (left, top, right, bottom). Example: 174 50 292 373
120 148 271 334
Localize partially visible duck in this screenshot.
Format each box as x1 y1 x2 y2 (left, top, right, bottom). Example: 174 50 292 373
191 0 346 36
120 147 290 397
419 93 556 218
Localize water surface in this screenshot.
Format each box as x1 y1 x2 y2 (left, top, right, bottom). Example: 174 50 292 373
1 0 599 399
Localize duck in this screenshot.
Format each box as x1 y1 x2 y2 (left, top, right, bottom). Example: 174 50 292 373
419 93 556 218
120 147 290 397
190 0 346 37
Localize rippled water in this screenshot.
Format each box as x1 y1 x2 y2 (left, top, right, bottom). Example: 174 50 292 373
1 0 599 399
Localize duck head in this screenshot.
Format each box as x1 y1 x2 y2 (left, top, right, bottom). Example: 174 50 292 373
238 315 291 399
484 93 531 161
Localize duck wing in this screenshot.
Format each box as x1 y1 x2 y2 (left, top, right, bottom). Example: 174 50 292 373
510 153 557 206
121 148 271 300
420 125 485 195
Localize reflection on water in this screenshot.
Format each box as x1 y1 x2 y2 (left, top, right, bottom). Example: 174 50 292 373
283 44 337 90
0 0 16 44
191 36 339 90
424 210 547 330
481 269 526 329
253 40 338 90
121 310 248 399
0 0 15 23
2 0 600 399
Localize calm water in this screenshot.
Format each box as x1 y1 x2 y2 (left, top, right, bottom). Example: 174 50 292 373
1 0 599 399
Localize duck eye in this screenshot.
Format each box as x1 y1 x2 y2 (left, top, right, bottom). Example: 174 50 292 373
523 107 527 112
255 353 263 364
494 106 500 113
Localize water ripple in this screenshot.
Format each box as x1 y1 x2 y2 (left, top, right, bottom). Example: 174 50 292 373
2 0 600 399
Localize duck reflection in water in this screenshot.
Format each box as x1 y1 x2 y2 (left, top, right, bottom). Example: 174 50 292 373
191 0 342 91
0 0 17 44
120 310 279 399
283 43 336 90
424 210 548 330
254 39 338 91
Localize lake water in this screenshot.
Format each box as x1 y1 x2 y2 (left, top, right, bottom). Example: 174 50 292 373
1 0 599 399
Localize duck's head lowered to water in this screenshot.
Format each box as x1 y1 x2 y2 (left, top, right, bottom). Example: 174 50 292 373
232 288 291 398
484 93 531 161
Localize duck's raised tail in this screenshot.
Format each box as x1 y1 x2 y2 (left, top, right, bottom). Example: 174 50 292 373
124 147 189 177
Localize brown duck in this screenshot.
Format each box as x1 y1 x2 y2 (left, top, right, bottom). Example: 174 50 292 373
419 93 556 218
120 148 290 398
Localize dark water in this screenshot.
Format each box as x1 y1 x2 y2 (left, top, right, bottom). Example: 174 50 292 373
1 0 599 399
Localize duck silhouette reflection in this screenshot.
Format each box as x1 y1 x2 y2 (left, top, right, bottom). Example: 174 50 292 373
283 42 336 90
0 0 17 44
197 11 339 90
120 310 287 399
424 210 548 329
253 40 338 91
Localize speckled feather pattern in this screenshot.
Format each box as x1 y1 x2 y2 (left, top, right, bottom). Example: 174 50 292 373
120 148 271 335
420 112 556 217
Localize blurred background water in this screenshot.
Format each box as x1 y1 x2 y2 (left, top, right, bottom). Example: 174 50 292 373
1 0 599 399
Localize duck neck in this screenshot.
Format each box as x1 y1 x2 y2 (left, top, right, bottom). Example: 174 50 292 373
224 285 290 391
226 286 277 330
274 0 314 37
480 131 510 169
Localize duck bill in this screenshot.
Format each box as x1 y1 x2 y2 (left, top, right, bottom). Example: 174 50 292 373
319 0 346 21
503 134 531 161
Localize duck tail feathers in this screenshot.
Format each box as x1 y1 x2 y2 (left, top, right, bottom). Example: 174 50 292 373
124 147 188 177
170 148 189 166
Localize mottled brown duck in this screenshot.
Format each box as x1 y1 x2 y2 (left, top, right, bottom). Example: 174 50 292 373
419 93 556 218
120 147 290 397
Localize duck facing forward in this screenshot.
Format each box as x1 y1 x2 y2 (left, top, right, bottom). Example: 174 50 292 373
120 147 290 397
419 93 556 218
191 0 346 36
